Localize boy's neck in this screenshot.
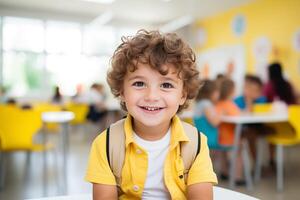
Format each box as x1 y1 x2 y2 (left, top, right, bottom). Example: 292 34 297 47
132 119 171 141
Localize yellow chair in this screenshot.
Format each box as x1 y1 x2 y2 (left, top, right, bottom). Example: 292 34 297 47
0 106 52 189
254 104 300 191
64 102 89 125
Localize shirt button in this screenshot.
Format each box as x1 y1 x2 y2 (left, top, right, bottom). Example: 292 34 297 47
136 149 142 154
133 185 139 192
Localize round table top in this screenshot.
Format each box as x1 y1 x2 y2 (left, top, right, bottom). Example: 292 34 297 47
42 111 75 123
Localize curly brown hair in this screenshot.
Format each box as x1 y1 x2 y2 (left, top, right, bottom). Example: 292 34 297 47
107 29 201 112
219 78 235 100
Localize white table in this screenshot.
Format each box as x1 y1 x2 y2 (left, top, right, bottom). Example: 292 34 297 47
221 113 288 190
26 186 259 200
42 111 75 195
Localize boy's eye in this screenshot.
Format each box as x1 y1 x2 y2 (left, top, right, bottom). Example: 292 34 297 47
132 81 145 87
161 82 174 89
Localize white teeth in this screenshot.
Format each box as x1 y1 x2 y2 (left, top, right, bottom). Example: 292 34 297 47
143 106 160 111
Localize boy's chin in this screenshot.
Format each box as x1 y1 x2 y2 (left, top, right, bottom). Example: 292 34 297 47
132 116 170 128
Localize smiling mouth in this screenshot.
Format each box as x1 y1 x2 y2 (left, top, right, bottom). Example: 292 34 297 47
139 106 164 111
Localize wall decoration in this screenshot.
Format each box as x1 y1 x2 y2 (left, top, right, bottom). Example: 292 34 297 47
232 14 246 36
196 27 207 47
197 45 246 95
293 29 300 52
253 36 272 81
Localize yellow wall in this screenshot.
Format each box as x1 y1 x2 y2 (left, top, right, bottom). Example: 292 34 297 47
196 0 300 90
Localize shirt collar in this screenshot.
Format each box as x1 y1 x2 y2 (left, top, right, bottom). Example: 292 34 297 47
123 114 190 149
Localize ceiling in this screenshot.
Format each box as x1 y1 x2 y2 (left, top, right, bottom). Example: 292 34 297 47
0 0 253 28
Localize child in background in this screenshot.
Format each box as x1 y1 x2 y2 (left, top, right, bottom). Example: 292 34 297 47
235 74 267 112
234 75 272 161
264 62 297 105
216 78 240 146
52 85 63 105
85 30 217 199
216 78 244 184
194 79 221 148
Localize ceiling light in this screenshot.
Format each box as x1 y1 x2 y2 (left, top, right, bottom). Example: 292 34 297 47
82 0 115 4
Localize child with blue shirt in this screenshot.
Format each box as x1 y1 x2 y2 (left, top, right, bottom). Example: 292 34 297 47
234 74 272 162
234 74 267 112
194 79 220 148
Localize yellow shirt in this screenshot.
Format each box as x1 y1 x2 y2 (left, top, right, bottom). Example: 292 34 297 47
85 115 217 199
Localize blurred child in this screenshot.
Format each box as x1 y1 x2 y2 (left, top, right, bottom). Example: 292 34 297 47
194 79 221 148
216 78 240 146
234 75 272 161
216 78 244 184
235 74 267 112
52 85 63 105
264 62 296 105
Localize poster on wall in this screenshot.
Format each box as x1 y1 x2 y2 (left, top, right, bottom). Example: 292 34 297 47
252 36 272 81
195 27 207 48
232 14 246 36
293 29 300 52
197 45 246 95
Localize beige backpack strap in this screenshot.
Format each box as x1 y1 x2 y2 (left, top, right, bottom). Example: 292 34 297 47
180 121 201 182
106 119 126 190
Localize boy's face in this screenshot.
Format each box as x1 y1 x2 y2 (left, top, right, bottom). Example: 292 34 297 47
211 90 220 104
244 81 262 101
121 63 186 130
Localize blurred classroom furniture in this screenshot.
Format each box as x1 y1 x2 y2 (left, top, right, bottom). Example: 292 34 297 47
34 103 64 133
64 103 89 126
221 110 289 190
193 116 253 191
0 104 52 190
254 104 300 191
41 111 74 195
26 186 259 200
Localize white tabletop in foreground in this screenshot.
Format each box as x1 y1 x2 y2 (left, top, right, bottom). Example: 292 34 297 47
213 186 259 200
221 113 288 124
42 111 75 123
26 186 259 200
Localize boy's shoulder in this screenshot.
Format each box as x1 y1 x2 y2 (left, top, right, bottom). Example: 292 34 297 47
92 129 108 147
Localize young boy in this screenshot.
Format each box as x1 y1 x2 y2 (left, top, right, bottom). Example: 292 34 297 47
85 30 217 199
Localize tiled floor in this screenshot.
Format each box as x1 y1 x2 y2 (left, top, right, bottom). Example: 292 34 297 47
0 124 299 200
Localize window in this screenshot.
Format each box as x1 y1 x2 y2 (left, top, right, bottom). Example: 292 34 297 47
0 16 129 99
46 21 81 54
3 17 44 52
3 52 44 97
83 25 116 55
46 55 109 96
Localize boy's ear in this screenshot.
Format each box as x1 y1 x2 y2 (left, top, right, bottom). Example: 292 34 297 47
119 91 125 101
179 91 187 105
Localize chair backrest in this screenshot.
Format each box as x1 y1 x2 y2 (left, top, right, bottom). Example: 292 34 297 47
33 102 62 113
65 102 89 125
288 105 300 140
0 105 42 150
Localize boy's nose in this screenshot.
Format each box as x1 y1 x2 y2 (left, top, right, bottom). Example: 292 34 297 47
144 87 160 101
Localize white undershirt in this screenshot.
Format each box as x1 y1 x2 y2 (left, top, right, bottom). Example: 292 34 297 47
133 129 171 200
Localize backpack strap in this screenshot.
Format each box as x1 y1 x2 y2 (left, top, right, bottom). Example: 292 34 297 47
106 118 126 190
180 121 201 182
106 118 201 187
